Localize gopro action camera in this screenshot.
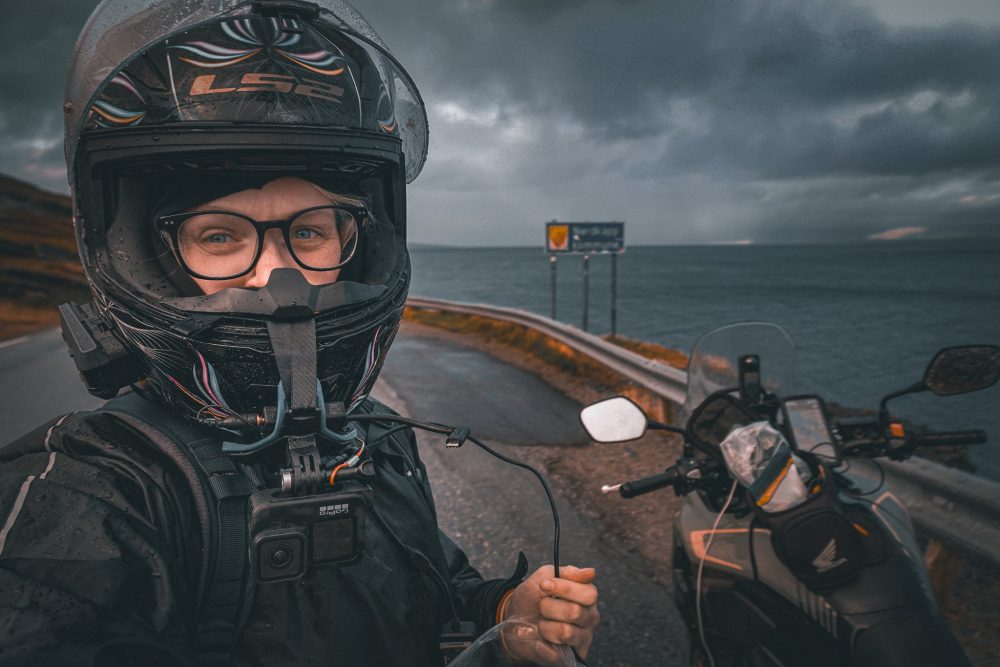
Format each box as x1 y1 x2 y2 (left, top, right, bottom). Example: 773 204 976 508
249 486 371 582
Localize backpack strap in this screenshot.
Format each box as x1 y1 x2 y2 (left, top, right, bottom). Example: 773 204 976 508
100 391 257 666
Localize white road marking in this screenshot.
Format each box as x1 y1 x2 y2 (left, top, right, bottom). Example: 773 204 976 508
0 336 28 350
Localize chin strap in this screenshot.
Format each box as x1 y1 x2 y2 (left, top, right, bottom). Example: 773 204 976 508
221 319 356 456
269 319 319 421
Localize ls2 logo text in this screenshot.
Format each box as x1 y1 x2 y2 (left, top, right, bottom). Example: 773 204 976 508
189 72 344 103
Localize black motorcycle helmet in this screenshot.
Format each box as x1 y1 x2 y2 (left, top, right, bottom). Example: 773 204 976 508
64 0 428 446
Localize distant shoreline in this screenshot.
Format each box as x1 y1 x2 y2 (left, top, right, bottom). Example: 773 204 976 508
410 236 1000 251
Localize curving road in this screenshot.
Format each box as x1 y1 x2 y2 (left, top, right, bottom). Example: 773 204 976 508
0 326 688 665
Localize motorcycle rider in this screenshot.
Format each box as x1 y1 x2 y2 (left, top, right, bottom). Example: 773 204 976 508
0 1 599 664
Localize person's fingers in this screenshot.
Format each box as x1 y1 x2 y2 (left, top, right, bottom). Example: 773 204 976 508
539 597 600 628
525 640 566 666
539 577 598 607
501 626 566 666
553 565 596 583
538 619 593 654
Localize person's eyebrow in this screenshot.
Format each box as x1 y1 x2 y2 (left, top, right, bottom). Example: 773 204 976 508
311 183 365 206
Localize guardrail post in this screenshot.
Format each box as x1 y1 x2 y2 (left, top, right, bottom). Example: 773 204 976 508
582 254 590 332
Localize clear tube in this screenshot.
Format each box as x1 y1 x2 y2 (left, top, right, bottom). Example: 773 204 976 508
449 618 579 667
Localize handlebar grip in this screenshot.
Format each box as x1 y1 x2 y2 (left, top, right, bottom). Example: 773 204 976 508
620 469 679 498
911 430 987 447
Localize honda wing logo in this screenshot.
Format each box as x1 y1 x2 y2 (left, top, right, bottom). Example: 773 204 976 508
812 539 848 573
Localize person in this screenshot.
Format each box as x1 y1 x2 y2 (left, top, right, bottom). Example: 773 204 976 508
0 1 599 665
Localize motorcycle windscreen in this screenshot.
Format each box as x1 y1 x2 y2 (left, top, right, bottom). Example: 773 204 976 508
682 322 796 424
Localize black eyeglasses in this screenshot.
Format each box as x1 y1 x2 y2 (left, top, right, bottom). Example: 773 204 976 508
156 204 366 280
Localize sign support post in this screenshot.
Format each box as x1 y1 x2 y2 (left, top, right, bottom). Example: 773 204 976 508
549 255 557 320
611 253 618 338
545 221 625 333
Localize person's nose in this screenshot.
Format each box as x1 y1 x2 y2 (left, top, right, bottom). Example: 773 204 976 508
244 229 297 288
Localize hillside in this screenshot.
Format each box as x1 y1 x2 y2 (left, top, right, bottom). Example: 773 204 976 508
0 173 88 339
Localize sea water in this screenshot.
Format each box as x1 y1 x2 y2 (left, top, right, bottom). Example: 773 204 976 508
410 239 1000 482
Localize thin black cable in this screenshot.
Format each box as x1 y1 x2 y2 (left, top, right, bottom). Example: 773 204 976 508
467 435 562 580
805 440 839 465
837 457 885 496
350 413 452 435
320 437 364 470
647 422 689 436
368 423 414 450
351 414 564 580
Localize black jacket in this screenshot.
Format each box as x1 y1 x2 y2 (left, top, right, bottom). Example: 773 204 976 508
0 394 524 666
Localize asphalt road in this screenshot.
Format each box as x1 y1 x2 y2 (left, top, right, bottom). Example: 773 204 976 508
0 328 105 444
378 332 688 666
0 327 689 665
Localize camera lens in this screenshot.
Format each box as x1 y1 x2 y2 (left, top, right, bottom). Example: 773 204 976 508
268 547 291 568
256 533 305 582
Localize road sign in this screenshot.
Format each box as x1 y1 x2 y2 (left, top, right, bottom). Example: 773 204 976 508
545 222 624 254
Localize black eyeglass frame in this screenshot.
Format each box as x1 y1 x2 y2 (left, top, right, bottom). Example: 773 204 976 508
156 204 367 280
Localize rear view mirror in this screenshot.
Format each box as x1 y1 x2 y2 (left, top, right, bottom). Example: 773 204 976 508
580 397 648 443
923 345 1000 396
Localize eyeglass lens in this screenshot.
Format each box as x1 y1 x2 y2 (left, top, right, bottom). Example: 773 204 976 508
175 206 359 278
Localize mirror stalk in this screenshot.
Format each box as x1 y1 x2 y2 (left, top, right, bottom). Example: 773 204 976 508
878 381 926 424
647 420 688 436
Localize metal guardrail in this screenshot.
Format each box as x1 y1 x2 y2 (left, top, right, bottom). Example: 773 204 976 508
407 296 687 404
406 296 1000 565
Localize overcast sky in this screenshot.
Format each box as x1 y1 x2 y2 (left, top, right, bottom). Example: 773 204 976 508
2 0 999 245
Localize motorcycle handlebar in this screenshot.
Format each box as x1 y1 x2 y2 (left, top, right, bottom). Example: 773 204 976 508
910 430 987 448
620 468 680 498
606 424 986 500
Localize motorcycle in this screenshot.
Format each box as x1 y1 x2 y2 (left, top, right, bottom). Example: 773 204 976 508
579 322 1000 667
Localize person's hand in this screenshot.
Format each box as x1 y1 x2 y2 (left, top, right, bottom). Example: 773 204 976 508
499 565 599 665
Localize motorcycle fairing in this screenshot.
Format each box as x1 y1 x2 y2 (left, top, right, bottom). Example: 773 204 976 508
677 492 756 580
675 484 945 665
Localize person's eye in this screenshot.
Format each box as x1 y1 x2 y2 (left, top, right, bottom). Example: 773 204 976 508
205 232 234 244
293 227 326 240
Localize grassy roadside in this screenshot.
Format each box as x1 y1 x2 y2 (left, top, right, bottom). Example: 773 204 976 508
602 333 689 369
0 174 88 341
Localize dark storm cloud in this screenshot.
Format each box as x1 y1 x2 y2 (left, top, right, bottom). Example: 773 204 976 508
0 0 101 189
368 0 1000 180
356 0 1000 242
1 0 998 241
0 1 97 131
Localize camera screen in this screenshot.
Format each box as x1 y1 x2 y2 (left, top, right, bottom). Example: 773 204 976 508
784 397 839 462
311 516 358 564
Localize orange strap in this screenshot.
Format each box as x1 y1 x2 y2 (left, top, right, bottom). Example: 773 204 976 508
496 588 516 625
756 457 793 507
